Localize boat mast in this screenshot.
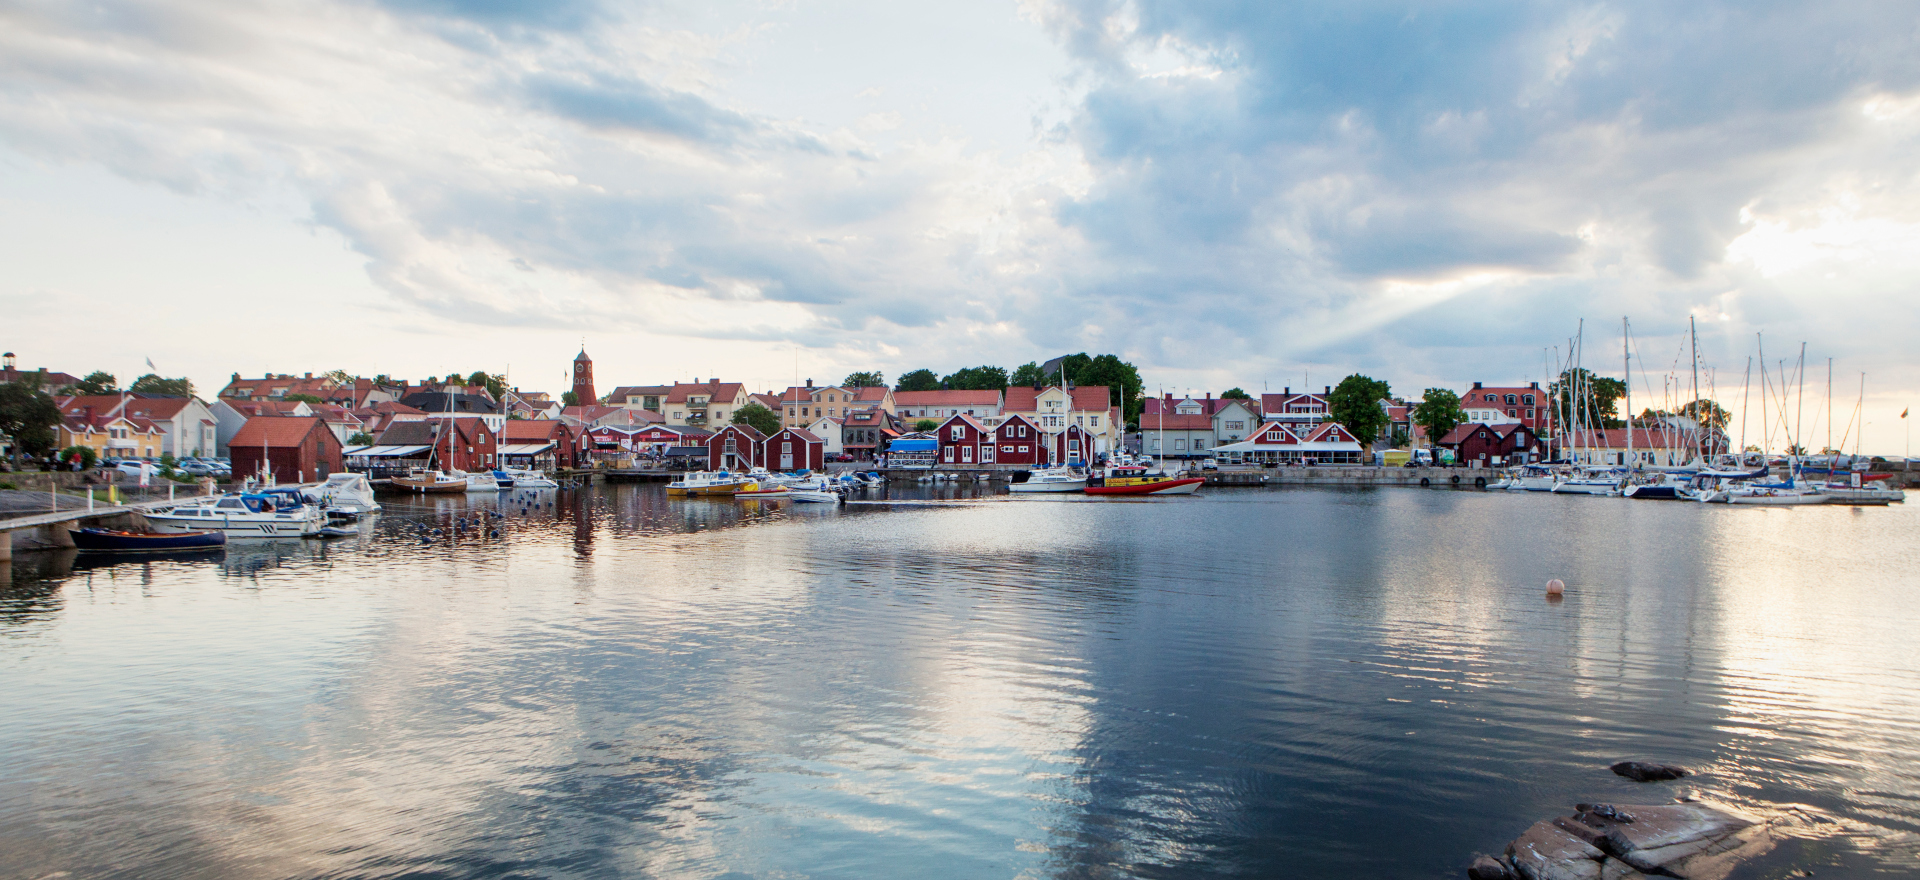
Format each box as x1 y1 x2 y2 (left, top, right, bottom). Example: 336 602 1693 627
1623 316 1633 470
1757 334 1768 460
1795 342 1807 462
1689 315 1701 465
1739 357 1751 462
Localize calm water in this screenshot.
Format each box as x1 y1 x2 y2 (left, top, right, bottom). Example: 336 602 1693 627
3 484 1918 879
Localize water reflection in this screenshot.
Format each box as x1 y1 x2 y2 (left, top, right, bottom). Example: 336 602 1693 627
1 486 1916 878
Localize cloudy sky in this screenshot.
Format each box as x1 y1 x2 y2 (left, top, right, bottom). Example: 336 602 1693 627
3 0 1917 450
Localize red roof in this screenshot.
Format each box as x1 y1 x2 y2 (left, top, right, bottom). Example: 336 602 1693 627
774 427 823 443
851 386 890 403
665 381 745 404
1139 413 1214 430
123 398 191 420
502 418 567 440
1001 385 1111 412
229 416 331 448
894 390 1002 407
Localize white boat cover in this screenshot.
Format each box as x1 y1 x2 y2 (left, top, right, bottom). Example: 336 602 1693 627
497 443 556 455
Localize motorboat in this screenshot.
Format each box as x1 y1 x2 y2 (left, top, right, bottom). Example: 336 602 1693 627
145 493 327 537
734 482 791 500
1501 464 1561 492
787 477 844 504
505 468 560 489
490 469 516 488
666 471 755 497
1821 485 1904 505
1682 465 1775 503
73 527 226 552
1085 465 1202 496
1008 467 1088 494
459 470 500 492
1724 482 1827 505
392 468 468 493
308 472 380 514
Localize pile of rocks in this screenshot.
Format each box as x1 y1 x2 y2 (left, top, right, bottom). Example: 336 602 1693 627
1469 763 1773 880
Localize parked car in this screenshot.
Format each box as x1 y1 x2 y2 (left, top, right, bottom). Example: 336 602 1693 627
1201 458 1219 471
176 459 215 476
113 460 154 478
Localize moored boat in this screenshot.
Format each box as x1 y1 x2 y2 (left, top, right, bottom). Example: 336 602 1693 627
1086 465 1203 496
733 482 790 499
392 468 468 493
1008 467 1088 494
145 493 327 537
666 471 755 496
310 472 380 513
73 527 227 552
787 477 844 504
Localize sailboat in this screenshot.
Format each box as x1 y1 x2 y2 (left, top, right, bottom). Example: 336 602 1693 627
395 386 477 492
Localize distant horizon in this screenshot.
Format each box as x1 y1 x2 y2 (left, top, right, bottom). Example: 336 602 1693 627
3 1 1915 453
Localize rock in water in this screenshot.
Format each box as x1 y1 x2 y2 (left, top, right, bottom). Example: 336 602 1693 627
1493 801 1764 880
1467 854 1517 879
1611 761 1691 782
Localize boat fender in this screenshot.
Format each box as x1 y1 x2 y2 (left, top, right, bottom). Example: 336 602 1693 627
1475 477 1487 488
1450 474 1461 485
1419 477 1430 487
1546 578 1565 596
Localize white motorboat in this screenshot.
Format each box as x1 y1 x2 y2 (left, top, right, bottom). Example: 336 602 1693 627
308 472 380 514
787 477 845 504
505 468 560 489
458 470 500 492
1724 484 1827 505
1503 464 1561 492
1551 468 1624 496
392 468 468 493
1820 485 1904 505
146 492 326 538
1009 467 1088 494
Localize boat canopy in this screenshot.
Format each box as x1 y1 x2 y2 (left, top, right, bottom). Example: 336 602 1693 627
497 442 555 455
344 444 433 458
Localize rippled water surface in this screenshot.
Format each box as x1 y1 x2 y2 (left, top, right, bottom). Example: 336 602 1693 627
4 484 1918 878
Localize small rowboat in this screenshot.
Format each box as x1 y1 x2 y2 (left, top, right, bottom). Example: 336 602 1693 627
72 527 227 552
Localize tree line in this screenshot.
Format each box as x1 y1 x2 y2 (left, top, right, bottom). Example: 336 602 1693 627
861 354 1148 423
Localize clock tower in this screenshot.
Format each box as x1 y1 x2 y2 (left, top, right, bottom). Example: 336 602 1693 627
572 347 596 406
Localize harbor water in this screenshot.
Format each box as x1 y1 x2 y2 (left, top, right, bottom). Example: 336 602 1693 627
3 484 1917 878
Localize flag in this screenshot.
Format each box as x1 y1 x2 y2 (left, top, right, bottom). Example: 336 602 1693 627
145 357 157 371
1903 408 1910 419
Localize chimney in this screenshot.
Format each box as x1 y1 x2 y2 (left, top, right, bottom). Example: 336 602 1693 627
1530 381 1540 389
231 372 241 383
1284 387 1290 395
806 378 813 387
305 372 313 379
1165 393 1172 400
1324 386 1330 395
1472 381 1483 389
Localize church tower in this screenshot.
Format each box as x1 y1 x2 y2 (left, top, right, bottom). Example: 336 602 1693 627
572 347 596 406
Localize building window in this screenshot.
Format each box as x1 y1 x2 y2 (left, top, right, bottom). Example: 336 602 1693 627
1002 445 1014 452
1174 439 1186 451
1018 445 1029 452
951 425 964 440
1523 394 1535 405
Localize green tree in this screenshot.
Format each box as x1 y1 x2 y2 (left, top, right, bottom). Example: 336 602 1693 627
942 365 1008 391
562 390 580 407
732 402 782 435
284 393 325 404
896 369 941 392
347 431 374 446
842 371 886 388
1328 374 1392 446
0 378 62 462
913 418 939 432
466 370 507 399
58 445 98 470
1412 389 1468 449
1221 388 1252 400
1009 362 1046 386
129 374 194 397
1066 353 1144 423
1551 369 1627 429
1679 398 1731 432
74 371 118 395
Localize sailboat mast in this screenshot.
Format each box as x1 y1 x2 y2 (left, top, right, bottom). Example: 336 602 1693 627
1757 334 1768 458
1623 316 1633 469
1795 342 1807 458
1739 357 1751 460
1689 315 1701 463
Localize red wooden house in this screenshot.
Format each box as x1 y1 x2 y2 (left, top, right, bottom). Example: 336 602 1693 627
229 416 344 482
988 414 1042 466
1047 424 1097 465
500 418 582 468
937 414 991 466
1437 423 1541 467
707 424 767 471
764 427 825 471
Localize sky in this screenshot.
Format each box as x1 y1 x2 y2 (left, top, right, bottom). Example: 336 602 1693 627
2 0 1917 452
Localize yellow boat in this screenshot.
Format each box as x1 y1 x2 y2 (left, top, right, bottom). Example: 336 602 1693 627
665 471 755 496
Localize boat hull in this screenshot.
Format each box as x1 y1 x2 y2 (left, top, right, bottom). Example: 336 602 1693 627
392 477 467 493
1085 478 1204 496
1008 480 1088 493
145 512 324 538
1726 491 1828 505
788 490 843 504
1622 485 1680 499
73 528 226 552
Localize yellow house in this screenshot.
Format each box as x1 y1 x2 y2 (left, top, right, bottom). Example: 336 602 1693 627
59 413 166 459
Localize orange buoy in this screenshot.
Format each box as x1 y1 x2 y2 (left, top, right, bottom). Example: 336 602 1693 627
1546 578 1565 596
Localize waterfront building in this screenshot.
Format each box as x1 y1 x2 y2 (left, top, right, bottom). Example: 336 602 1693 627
606 384 672 414
840 407 897 461
1140 410 1216 460
60 393 219 459
851 385 896 415
55 401 166 460
499 418 584 469
1046 424 1099 465
986 415 1042 466
210 399 313 456
561 404 640 430
778 381 869 429
807 416 845 457
229 415 344 482
0 354 83 394
1212 420 1366 465
399 389 505 431
1558 427 1711 467
936 414 992 465
1459 382 1550 432
764 427 825 471
370 417 498 472
1212 399 1261 446
1436 423 1544 468
707 424 767 471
